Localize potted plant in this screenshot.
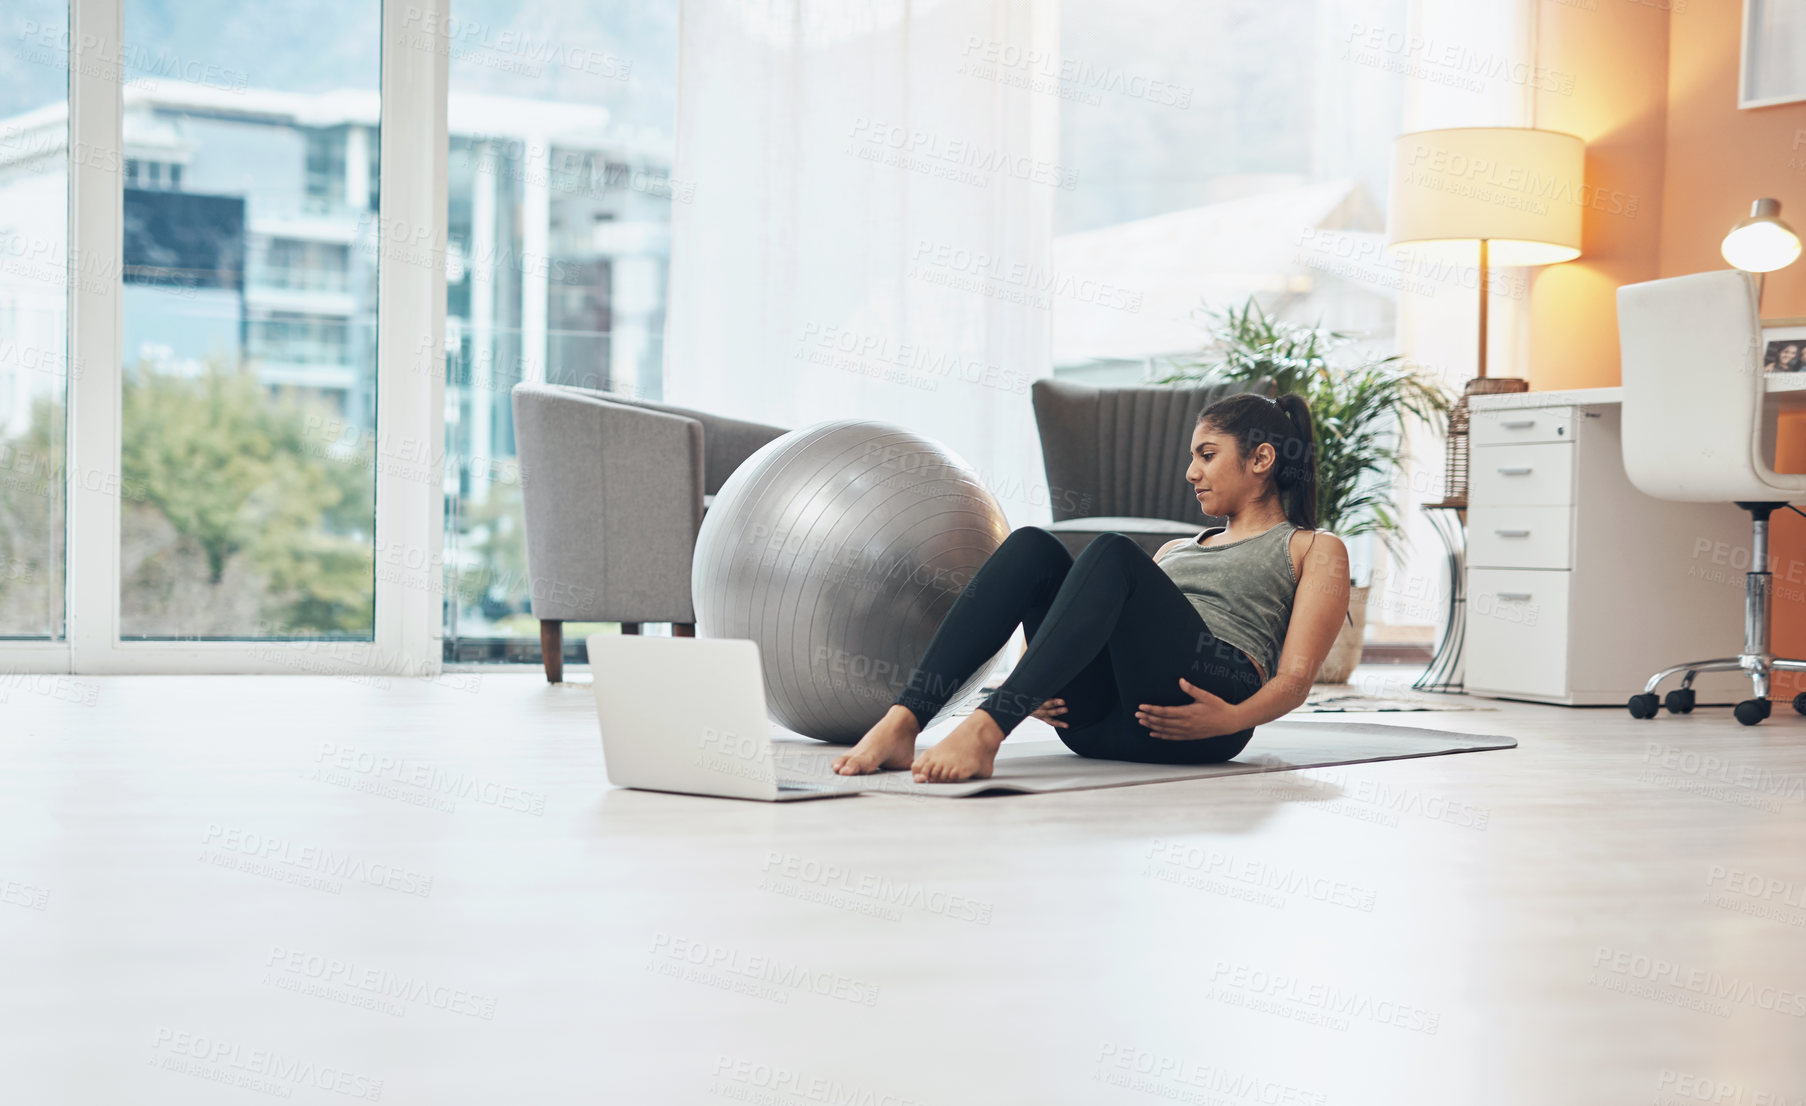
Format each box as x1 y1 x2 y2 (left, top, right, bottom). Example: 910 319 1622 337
1153 298 1454 683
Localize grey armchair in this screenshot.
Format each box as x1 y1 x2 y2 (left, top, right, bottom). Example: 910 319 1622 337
1030 376 1275 558
511 382 788 681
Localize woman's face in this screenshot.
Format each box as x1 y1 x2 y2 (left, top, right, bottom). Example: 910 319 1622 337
1188 420 1275 516
1780 343 1800 370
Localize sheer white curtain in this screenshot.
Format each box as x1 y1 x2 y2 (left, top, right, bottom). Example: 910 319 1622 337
664 0 1062 526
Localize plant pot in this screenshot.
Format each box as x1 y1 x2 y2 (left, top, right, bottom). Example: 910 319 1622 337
1314 584 1370 684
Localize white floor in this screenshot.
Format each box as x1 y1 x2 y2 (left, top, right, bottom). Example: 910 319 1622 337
3 664 1805 1105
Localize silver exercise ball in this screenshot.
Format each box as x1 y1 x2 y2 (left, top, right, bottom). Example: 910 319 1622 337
692 420 1012 744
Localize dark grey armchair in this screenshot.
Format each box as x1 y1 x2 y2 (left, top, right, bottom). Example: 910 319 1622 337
511 382 788 682
1030 376 1275 558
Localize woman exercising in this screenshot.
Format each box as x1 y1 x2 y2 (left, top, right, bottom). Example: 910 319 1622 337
831 391 1352 784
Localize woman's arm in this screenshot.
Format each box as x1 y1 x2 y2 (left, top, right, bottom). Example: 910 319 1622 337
1220 531 1352 729
1136 529 1352 741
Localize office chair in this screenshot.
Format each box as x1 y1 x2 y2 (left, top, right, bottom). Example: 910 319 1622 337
1617 269 1806 724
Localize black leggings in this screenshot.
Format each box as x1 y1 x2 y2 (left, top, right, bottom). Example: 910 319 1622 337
893 526 1264 765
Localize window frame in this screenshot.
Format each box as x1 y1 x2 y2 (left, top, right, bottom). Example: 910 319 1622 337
0 0 448 675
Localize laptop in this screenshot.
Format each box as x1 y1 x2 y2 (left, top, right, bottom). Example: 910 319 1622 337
585 634 865 802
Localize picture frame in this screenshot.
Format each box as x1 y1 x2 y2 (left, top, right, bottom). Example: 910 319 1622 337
1739 0 1806 109
1759 323 1806 373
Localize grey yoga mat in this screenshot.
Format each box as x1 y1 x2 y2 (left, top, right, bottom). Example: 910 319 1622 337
770 718 1516 797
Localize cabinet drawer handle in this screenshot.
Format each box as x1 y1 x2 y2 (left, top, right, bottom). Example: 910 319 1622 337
1496 466 1533 476
1494 528 1531 537
1496 591 1533 601
1500 419 1536 429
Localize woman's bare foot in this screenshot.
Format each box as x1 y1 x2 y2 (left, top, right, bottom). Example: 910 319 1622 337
911 708 1007 783
832 705 922 775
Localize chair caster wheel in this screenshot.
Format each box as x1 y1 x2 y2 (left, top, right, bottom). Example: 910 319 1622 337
1734 699 1771 726
1628 693 1661 719
1795 692 1806 716
1664 689 1696 714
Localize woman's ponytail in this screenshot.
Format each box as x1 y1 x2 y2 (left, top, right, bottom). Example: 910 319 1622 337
1273 393 1318 531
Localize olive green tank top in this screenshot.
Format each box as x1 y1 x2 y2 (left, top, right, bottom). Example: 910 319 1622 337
1154 521 1302 684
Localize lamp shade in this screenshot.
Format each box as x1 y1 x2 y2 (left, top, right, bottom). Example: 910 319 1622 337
1720 198 1802 273
1386 127 1585 266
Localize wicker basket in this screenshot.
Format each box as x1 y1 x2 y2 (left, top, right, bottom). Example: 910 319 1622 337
1443 376 1529 506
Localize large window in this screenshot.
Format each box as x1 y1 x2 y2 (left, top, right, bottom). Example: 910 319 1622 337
0 0 70 640
439 2 679 662
1053 0 1422 643
115 0 383 640
0 0 445 674
1054 0 1406 373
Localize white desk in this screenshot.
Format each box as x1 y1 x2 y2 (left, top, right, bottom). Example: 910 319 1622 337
1465 374 1806 411
1457 387 1782 706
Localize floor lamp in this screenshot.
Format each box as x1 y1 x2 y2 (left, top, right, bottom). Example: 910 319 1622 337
1386 127 1583 693
1386 126 1585 507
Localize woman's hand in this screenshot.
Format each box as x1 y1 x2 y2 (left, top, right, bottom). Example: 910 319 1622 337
1030 697 1070 728
1137 678 1247 740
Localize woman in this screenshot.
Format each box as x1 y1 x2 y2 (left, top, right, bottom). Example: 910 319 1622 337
833 391 1352 783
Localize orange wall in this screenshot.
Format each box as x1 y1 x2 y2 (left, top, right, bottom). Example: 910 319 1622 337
1528 0 1670 389
1535 0 1806 697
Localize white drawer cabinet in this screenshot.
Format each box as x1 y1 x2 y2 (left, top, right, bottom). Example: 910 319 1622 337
1466 568 1570 697
1470 405 1575 445
1461 399 1750 705
1467 505 1572 570
1470 442 1576 507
